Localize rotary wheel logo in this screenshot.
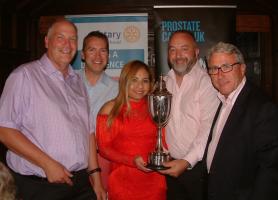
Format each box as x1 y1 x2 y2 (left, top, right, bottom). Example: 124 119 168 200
123 25 140 43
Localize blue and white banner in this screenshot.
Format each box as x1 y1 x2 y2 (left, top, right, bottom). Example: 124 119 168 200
66 14 148 78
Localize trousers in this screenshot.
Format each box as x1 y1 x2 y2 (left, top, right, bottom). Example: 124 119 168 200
12 169 97 200
166 161 206 200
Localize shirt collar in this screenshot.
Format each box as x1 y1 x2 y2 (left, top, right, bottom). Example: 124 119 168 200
98 72 111 87
82 69 111 87
218 77 246 105
40 54 76 79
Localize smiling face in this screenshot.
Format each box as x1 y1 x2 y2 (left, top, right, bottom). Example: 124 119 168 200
168 32 199 76
82 36 109 75
128 68 151 102
208 52 246 98
45 20 77 74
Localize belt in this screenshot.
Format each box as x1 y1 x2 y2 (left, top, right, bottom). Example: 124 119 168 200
14 169 88 182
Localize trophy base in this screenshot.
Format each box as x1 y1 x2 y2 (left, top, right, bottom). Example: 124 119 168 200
146 164 170 171
147 151 171 171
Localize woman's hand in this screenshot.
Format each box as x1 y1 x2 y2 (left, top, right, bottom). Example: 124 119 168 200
133 155 152 172
89 174 107 200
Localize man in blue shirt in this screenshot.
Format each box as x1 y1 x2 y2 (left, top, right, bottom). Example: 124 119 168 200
76 31 118 188
77 31 118 131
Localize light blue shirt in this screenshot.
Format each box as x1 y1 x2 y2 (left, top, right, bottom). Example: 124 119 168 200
0 54 92 176
76 69 118 131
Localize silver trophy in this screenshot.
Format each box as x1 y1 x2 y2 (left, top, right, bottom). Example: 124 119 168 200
147 75 172 170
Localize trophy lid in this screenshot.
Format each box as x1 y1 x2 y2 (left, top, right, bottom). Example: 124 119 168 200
151 75 172 96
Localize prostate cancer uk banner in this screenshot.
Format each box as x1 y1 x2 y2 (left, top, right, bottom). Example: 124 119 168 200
153 5 236 75
66 13 148 78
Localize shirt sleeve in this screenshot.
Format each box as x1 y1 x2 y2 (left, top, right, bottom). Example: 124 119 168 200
183 75 219 167
96 114 136 167
0 67 30 130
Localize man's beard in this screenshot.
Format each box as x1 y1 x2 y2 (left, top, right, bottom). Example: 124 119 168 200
170 57 197 76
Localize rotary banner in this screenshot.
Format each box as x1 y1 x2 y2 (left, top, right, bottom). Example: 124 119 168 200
66 14 148 78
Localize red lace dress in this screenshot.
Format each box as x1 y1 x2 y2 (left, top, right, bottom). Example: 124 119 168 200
96 98 166 200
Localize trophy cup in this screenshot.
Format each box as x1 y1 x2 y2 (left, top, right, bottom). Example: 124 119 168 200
147 75 172 170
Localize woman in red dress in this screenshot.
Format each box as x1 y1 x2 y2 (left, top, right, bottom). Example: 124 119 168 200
96 60 166 200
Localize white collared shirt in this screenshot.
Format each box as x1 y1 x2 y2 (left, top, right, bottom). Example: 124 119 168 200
207 77 246 172
166 62 219 167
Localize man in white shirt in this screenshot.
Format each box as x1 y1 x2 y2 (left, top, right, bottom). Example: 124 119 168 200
159 31 219 200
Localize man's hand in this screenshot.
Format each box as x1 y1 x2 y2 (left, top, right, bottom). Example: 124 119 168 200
159 159 190 177
43 159 73 186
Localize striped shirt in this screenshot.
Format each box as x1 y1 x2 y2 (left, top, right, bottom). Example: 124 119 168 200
0 54 92 177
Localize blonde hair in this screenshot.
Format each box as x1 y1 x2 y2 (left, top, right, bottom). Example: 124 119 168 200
0 162 16 200
107 60 154 127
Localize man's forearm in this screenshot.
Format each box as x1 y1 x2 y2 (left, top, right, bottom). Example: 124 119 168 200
0 127 54 170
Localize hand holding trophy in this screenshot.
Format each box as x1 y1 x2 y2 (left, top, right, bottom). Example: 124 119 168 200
147 75 172 170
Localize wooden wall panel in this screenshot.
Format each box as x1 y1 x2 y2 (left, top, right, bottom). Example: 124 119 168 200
236 15 271 32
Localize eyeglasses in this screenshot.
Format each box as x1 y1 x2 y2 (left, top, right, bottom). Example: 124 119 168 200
207 62 240 75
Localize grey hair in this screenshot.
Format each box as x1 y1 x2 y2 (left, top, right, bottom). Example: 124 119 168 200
46 19 77 38
207 42 245 64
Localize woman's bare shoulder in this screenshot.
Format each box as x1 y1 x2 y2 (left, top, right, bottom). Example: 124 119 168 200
99 99 115 115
